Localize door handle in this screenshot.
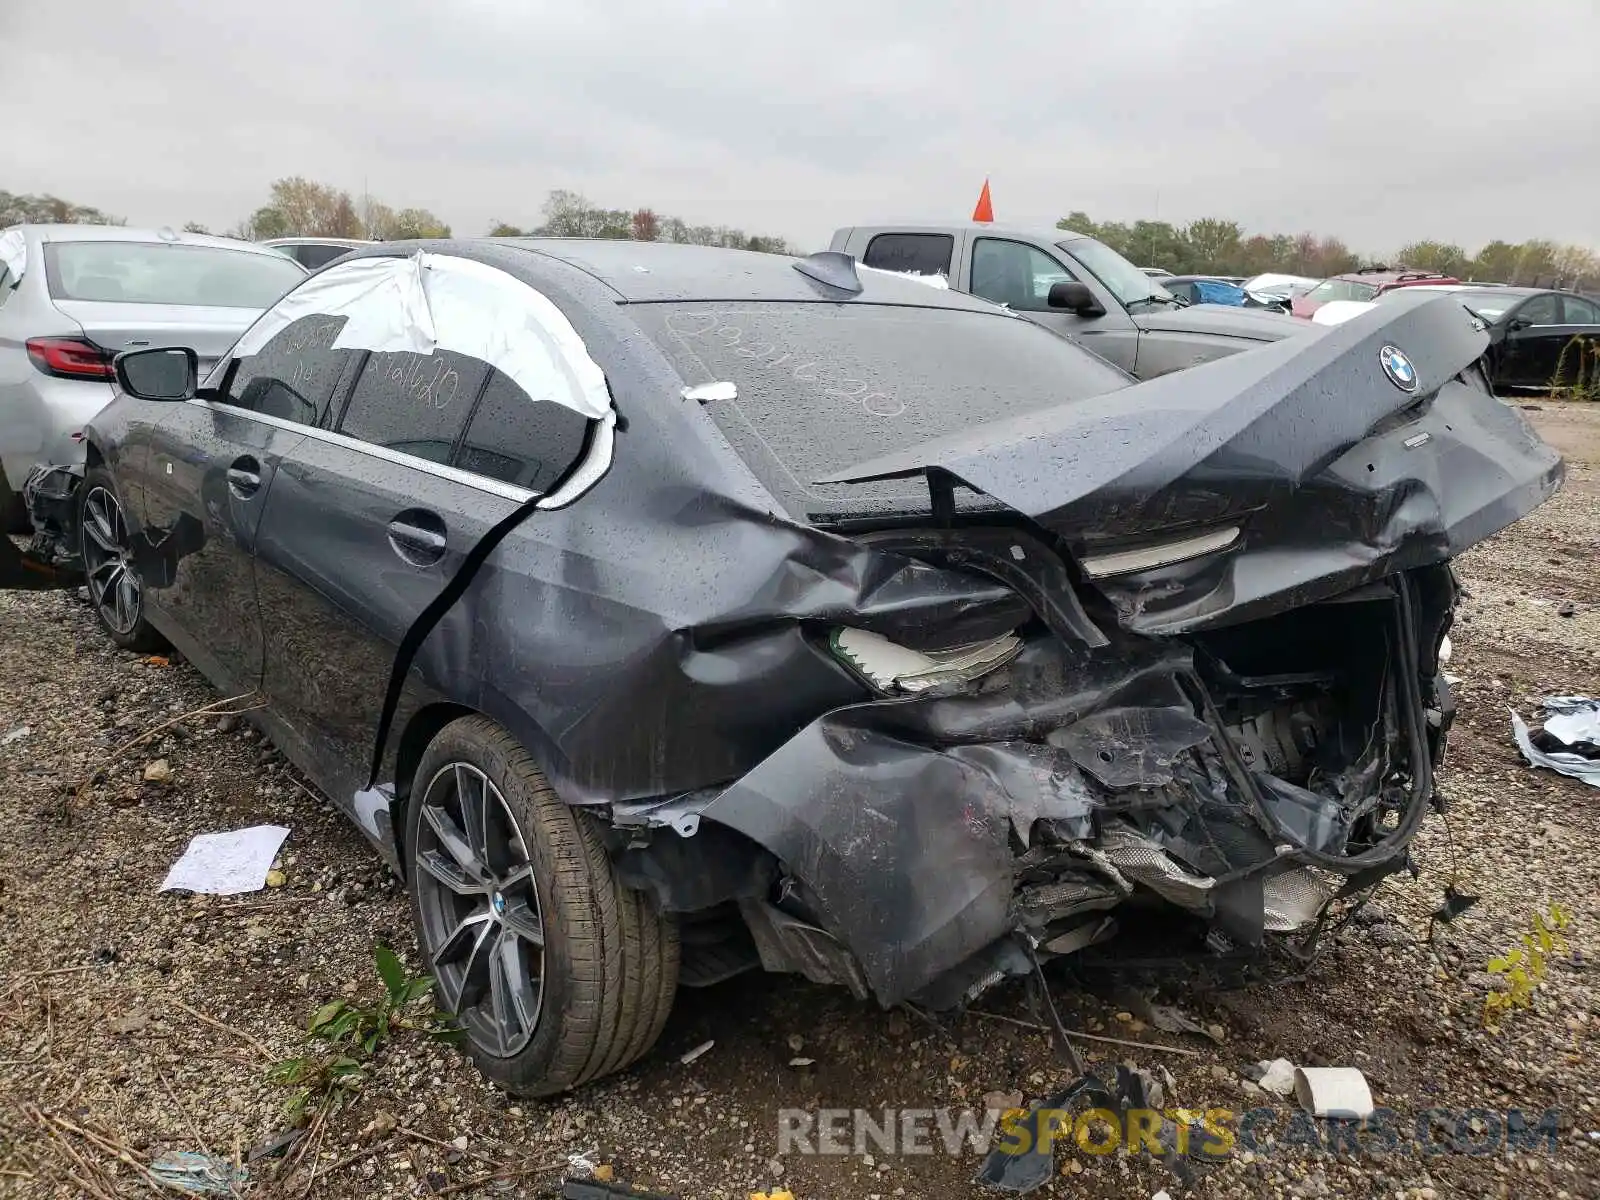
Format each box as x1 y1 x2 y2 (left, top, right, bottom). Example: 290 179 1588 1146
387 509 448 567
227 456 261 497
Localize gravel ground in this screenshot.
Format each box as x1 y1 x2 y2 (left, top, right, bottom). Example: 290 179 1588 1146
3 404 1600 1200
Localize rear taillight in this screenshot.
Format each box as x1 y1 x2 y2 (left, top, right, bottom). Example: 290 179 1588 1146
26 336 114 380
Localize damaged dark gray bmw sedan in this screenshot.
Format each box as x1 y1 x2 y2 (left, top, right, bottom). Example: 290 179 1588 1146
4 239 1563 1096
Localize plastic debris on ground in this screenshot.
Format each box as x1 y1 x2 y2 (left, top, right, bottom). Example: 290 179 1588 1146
1510 695 1600 787
678 1039 714 1065
149 1150 248 1194
561 1179 679 1199
1245 1058 1298 1096
976 1066 1203 1193
159 825 291 895
1293 1066 1375 1119
1 724 29 745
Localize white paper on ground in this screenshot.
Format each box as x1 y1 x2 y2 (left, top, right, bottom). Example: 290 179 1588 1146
160 825 291 895
1510 705 1600 788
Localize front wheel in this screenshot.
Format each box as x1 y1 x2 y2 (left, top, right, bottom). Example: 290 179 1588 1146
77 467 166 653
405 716 679 1095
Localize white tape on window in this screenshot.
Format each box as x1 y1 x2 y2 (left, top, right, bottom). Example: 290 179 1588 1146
232 251 610 420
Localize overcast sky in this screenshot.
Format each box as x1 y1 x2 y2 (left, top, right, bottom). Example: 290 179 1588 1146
4 0 1596 254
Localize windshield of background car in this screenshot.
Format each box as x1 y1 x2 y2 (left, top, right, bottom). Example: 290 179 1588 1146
630 301 1133 520
1304 279 1379 304
1447 291 1518 321
43 242 306 307
1057 238 1172 306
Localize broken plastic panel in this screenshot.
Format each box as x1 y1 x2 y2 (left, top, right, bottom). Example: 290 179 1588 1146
829 626 1023 694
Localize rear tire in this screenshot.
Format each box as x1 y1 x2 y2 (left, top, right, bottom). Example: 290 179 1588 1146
405 716 679 1096
77 467 166 653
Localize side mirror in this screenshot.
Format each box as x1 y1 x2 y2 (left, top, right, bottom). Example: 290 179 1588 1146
1046 280 1105 316
1507 316 1532 332
114 347 198 401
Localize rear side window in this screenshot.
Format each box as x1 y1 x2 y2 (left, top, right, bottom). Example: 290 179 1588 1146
43 241 306 307
293 244 358 270
1561 295 1600 324
221 314 360 427
862 233 954 278
456 371 591 493
336 350 491 463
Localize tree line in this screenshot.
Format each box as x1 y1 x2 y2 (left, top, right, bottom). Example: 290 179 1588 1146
8 181 1593 288
1058 211 1600 290
4 180 789 253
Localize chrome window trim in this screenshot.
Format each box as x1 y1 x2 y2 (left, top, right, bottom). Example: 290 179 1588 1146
184 396 536 504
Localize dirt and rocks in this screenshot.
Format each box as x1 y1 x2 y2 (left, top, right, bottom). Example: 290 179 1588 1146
3 404 1600 1199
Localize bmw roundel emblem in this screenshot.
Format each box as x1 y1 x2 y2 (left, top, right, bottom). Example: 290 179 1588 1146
1379 344 1418 393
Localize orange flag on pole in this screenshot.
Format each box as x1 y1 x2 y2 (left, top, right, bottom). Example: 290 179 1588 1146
972 178 994 223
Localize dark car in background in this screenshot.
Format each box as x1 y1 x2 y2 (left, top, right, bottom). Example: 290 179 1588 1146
260 237 377 270
1310 284 1600 390
4 240 1563 1098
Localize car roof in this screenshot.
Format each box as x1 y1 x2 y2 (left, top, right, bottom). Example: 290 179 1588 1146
502 238 1020 311
260 236 378 246
1163 275 1241 284
1332 267 1456 284
848 221 1101 245
10 223 295 259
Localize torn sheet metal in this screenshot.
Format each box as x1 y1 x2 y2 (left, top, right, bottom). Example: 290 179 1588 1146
0 228 23 282
231 251 610 420
820 295 1563 634
1511 697 1600 787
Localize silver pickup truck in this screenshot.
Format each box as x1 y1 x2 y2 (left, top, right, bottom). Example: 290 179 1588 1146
829 222 1313 379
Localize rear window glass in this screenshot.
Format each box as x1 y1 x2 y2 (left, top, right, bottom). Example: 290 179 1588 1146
631 301 1132 520
1305 279 1378 304
862 233 954 278
43 241 306 307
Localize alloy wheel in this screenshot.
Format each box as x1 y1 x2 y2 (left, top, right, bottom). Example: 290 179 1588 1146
81 487 142 636
413 762 546 1057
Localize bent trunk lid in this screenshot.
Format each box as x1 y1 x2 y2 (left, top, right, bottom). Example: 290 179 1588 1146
51 300 254 376
822 296 1564 632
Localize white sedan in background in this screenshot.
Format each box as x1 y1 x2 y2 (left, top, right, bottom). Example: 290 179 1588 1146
0 224 306 528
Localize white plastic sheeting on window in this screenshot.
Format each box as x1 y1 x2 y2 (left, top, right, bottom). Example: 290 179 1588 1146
0 229 24 282
859 264 951 289
231 251 611 421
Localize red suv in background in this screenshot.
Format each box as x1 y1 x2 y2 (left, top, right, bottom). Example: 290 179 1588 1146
1290 266 1461 318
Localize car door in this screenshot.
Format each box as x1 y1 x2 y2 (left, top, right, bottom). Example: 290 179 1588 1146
138 312 360 695
1495 293 1564 387
250 347 527 830
1554 295 1600 387
963 236 1140 373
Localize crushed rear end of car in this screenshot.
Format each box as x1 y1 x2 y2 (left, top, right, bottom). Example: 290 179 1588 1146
608 293 1562 1012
